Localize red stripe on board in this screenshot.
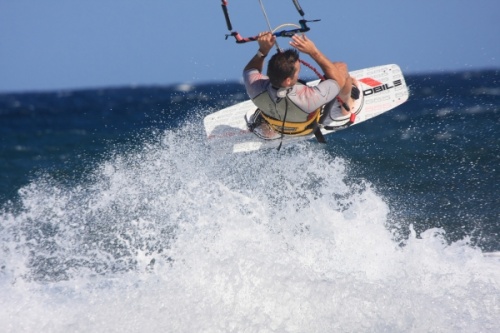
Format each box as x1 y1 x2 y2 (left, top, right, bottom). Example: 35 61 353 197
359 77 382 87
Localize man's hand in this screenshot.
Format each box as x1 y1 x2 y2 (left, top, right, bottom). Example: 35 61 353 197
289 34 318 56
244 32 276 73
289 33 348 89
257 32 276 56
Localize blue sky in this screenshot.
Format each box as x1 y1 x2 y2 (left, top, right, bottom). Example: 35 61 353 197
1 0 499 92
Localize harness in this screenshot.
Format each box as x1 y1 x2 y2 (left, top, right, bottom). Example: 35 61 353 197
249 83 327 147
251 84 322 136
259 108 321 136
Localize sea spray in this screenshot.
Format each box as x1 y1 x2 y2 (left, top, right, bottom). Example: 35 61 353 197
0 125 499 332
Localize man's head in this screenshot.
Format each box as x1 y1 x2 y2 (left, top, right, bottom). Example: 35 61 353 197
267 49 300 88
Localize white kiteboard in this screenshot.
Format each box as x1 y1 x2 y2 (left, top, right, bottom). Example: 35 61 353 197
204 64 409 153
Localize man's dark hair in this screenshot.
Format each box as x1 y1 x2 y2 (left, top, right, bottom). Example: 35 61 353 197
267 49 299 87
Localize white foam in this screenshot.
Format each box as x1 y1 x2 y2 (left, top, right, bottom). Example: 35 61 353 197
1 125 499 332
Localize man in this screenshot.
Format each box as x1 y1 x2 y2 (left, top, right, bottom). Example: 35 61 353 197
243 32 358 136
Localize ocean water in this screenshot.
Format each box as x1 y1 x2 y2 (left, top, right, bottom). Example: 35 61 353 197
0 70 499 332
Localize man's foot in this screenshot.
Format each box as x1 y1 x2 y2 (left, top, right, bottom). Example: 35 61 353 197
340 78 360 115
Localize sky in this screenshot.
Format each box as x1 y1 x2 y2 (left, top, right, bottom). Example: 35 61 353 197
1 0 499 93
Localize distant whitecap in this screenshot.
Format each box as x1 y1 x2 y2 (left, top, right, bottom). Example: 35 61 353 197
175 83 194 92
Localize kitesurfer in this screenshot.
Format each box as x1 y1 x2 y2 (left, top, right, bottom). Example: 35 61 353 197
243 32 359 134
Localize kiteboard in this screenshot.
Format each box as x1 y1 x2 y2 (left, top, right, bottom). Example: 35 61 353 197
204 63 409 153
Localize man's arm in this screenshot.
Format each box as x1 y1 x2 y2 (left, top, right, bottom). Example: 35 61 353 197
289 34 347 88
243 32 276 72
243 52 267 73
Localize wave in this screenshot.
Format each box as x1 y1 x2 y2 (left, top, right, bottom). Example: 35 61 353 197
1 121 499 332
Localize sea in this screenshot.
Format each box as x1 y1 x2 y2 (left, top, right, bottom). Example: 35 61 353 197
0 70 499 332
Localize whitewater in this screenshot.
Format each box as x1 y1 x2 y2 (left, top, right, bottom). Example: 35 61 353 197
0 120 499 332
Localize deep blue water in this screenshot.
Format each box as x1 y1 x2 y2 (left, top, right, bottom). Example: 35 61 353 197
0 70 499 331
1 70 498 250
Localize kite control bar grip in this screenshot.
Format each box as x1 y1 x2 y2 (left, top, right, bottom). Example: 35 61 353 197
220 0 318 43
225 32 258 44
225 19 320 44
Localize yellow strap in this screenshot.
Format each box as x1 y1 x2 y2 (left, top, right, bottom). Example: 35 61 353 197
260 108 321 135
